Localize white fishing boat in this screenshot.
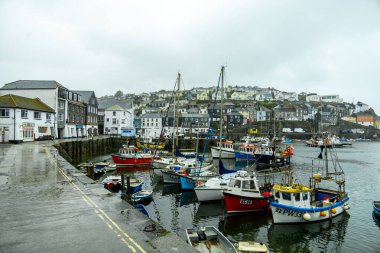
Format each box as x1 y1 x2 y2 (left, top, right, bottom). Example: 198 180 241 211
269 138 350 223
186 226 237 253
194 173 236 202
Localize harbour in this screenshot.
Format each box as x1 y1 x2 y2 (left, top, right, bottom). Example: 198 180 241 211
84 140 380 252
1 138 380 252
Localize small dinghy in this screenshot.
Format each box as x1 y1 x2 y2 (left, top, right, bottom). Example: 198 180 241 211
134 204 149 217
236 241 269 253
186 226 237 253
131 190 153 203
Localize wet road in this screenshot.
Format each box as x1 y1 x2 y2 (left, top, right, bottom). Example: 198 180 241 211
0 141 195 253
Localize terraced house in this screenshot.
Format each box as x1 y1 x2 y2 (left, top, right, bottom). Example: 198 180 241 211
0 94 55 143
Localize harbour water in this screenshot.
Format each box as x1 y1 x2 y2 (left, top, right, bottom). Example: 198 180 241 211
97 141 380 253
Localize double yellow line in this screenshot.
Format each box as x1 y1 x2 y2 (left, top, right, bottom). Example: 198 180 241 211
51 150 147 253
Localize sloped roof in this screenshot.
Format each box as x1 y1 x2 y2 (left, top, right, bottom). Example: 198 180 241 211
98 98 132 110
0 94 55 113
106 105 125 111
72 90 96 103
1 80 66 90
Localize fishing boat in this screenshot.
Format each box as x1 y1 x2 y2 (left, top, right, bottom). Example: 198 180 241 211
223 170 270 213
131 190 153 203
111 145 154 165
161 165 184 184
102 175 143 193
235 241 269 253
269 141 350 223
373 201 380 218
194 173 236 202
186 226 237 253
211 140 236 159
235 143 257 160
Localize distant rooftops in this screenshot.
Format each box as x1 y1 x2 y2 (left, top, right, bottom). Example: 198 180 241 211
1 80 67 90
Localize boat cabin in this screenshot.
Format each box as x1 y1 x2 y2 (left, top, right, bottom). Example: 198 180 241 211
118 146 138 156
217 141 234 149
238 144 256 153
227 171 260 194
272 184 311 207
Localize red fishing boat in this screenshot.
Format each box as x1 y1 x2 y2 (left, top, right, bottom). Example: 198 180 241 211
111 145 153 165
223 170 270 213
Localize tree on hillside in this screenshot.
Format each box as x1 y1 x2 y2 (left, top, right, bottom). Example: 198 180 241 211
115 90 124 98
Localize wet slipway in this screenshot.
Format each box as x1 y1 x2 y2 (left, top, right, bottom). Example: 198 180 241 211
0 141 197 253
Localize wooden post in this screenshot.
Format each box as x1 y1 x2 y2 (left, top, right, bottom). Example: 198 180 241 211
87 165 94 180
126 176 131 195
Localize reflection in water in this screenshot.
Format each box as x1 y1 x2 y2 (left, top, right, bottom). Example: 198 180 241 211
268 213 350 253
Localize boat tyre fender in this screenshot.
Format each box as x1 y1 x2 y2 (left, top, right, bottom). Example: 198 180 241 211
143 223 156 232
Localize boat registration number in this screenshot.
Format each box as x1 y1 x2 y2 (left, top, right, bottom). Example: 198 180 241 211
275 207 302 217
240 199 252 205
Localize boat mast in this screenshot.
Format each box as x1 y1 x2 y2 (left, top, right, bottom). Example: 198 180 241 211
218 66 225 158
172 73 181 156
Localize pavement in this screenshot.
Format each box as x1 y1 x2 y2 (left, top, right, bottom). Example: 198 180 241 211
0 140 197 253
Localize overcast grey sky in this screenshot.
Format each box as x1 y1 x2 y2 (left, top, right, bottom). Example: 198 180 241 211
1 1 380 112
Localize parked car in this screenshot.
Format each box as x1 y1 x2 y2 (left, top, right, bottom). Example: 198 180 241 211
294 128 305 133
282 128 293 133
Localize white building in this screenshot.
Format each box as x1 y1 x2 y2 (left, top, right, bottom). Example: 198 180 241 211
321 95 343 103
305 93 321 102
104 105 134 136
0 94 55 143
355 101 370 113
140 113 163 142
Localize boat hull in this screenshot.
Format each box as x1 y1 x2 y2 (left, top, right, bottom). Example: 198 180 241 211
269 199 349 224
235 151 255 160
111 154 152 165
180 175 196 190
223 192 268 213
162 170 181 184
195 187 225 202
373 201 380 217
211 147 236 159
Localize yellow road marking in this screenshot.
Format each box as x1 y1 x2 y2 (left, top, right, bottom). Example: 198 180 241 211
49 151 147 253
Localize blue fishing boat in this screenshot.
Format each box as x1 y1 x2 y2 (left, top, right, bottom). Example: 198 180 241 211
179 174 196 190
131 190 153 203
127 178 143 193
175 148 197 159
373 201 380 217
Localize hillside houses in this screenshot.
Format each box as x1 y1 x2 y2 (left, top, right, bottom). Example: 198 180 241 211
0 80 377 142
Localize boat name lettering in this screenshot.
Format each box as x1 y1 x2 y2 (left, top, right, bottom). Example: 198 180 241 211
275 207 302 217
240 199 253 205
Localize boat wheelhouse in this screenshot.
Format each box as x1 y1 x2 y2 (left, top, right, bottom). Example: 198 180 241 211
235 143 257 160
223 171 269 213
211 140 236 159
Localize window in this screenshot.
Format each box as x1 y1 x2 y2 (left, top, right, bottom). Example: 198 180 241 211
0 109 10 117
282 192 291 201
112 118 117 124
58 113 63 121
121 119 125 124
294 192 300 201
21 110 28 118
302 192 308 201
113 111 116 116
275 191 280 198
38 127 47 133
46 113 51 120
59 101 65 109
106 118 109 122
34 112 41 119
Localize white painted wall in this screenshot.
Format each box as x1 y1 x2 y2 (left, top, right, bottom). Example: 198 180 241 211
104 108 134 135
0 108 55 142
